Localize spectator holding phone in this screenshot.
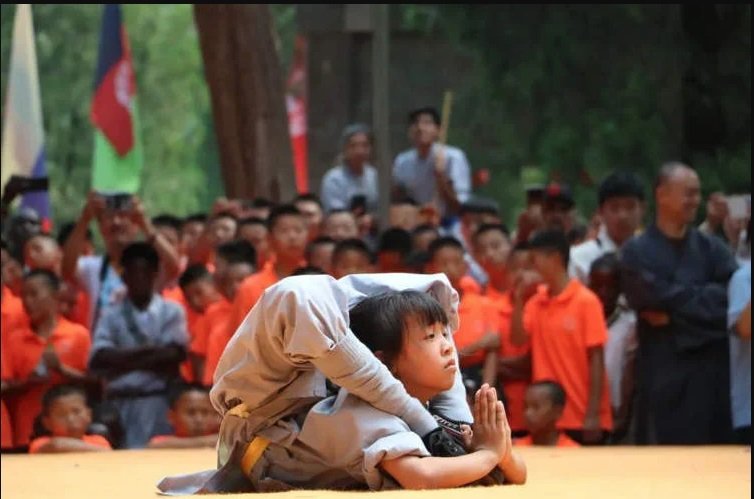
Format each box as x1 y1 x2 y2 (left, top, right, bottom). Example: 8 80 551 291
61 192 182 331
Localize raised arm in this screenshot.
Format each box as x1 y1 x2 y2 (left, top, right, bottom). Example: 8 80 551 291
62 192 102 284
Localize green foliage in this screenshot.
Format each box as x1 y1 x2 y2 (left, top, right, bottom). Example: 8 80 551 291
0 4 221 227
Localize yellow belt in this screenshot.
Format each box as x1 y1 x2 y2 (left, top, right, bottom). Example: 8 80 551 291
228 403 270 477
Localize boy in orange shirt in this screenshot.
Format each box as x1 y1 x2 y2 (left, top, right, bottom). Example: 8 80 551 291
28 384 111 453
1 270 91 447
331 238 374 279
178 264 221 381
511 230 612 445
148 383 219 449
226 205 308 336
514 380 580 447
200 241 256 386
427 237 500 396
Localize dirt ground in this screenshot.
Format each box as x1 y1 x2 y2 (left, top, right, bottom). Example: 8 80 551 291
1 446 750 499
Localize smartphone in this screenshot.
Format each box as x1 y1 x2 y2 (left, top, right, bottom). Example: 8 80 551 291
349 194 367 215
8 175 49 194
727 194 751 220
101 192 133 212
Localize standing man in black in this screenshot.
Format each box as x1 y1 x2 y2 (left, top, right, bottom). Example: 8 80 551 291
621 162 738 444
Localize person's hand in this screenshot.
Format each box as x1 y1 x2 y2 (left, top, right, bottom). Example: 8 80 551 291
640 310 670 327
582 413 602 444
42 343 62 371
459 424 473 449
470 384 511 463
128 196 150 232
82 191 105 223
513 270 541 304
434 145 447 176
211 197 243 218
705 192 728 229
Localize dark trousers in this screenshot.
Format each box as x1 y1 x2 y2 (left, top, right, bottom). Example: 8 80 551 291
635 338 733 445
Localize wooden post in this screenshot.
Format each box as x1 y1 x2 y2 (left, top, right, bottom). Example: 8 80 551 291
371 4 391 227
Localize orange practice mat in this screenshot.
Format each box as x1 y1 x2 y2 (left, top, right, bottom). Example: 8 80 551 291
1 446 750 499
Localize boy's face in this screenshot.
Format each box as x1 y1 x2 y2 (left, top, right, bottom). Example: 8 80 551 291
428 247 467 289
332 250 373 279
57 282 79 321
505 250 531 290
239 224 269 266
308 243 335 275
184 278 219 313
269 215 308 263
156 225 180 251
43 393 92 439
209 216 237 247
589 268 620 316
600 196 643 246
392 319 456 403
122 259 157 303
22 275 58 324
409 113 440 148
343 132 371 168
474 230 512 273
295 201 324 241
377 251 409 273
221 262 255 301
524 385 562 435
529 249 561 281
324 213 359 242
168 390 218 438
412 230 438 253
181 221 206 254
24 236 62 271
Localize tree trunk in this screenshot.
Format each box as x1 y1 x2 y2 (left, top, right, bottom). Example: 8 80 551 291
193 4 295 202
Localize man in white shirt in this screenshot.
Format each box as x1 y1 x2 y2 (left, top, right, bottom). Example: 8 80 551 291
570 171 645 282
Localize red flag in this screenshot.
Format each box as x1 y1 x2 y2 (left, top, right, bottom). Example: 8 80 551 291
286 35 308 194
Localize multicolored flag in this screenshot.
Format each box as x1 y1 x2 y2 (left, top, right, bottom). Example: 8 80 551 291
1 4 50 224
90 4 143 194
286 35 308 194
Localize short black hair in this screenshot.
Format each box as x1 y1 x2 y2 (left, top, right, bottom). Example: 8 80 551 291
267 204 303 231
151 214 183 233
529 380 566 408
56 222 93 247
412 224 439 237
120 242 160 271
24 268 61 292
378 228 413 256
460 199 499 217
349 290 448 365
589 252 620 275
167 382 209 409
427 236 465 262
184 213 208 225
211 211 238 224
333 238 373 264
325 208 355 219
42 383 88 415
391 195 418 206
598 171 645 206
405 250 430 273
244 197 275 210
566 224 588 246
291 265 327 276
473 223 511 242
408 106 441 126
306 236 336 260
527 229 570 268
178 264 212 290
216 240 256 267
238 216 267 229
294 192 323 208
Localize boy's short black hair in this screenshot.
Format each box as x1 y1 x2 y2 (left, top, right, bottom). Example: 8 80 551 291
349 290 448 365
184 213 208 225
216 240 256 267
566 224 588 246
120 242 160 271
167 382 209 409
291 265 327 276
294 192 323 208
527 229 570 268
427 236 465 262
529 380 566 408
325 208 354 219
267 204 303 231
408 106 441 126
24 268 61 292
333 238 373 264
178 264 212 290
412 224 439 237
151 214 183 233
589 252 620 275
238 216 267 229
405 250 430 273
378 228 412 256
57 221 93 246
305 236 336 259
42 383 88 415
211 210 238 224
598 171 645 206
243 197 275 210
473 223 511 242
460 199 499 217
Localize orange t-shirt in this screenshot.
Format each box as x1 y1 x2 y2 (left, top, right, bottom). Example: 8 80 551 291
163 286 207 383
199 299 233 386
1 285 28 349
68 291 91 328
28 434 112 453
226 261 279 338
523 279 613 431
1 346 13 449
454 291 500 368
513 433 580 447
4 318 91 446
486 287 530 432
